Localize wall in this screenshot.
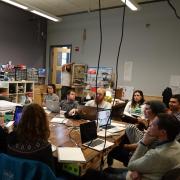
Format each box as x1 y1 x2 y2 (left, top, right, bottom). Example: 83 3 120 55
0 2 47 68
47 0 180 96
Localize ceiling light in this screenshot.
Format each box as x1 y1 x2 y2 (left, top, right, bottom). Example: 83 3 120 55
1 0 62 22
121 0 140 11
31 10 60 22
1 0 28 10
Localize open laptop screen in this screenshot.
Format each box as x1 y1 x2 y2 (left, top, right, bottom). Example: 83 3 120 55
98 109 111 127
80 121 97 144
46 100 60 113
77 105 104 120
13 106 23 126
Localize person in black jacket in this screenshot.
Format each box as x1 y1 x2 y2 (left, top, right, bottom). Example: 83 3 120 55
7 103 54 171
162 87 172 108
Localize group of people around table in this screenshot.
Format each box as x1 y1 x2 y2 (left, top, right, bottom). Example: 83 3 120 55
0 84 180 180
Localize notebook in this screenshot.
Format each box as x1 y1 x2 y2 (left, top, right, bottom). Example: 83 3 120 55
13 106 23 126
80 121 114 151
57 147 86 163
46 100 60 113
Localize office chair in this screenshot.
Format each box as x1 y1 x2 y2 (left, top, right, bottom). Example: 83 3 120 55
0 153 59 180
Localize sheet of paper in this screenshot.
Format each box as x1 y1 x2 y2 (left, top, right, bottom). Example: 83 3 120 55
169 75 180 87
97 129 112 137
58 147 86 163
111 122 126 127
124 61 133 82
50 117 68 124
107 126 126 133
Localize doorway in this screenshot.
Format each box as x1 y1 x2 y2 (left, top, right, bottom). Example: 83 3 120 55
49 45 72 89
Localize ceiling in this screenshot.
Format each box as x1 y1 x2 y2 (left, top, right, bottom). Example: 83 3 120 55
16 0 161 17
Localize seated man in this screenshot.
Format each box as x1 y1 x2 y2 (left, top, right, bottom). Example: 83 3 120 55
169 94 180 141
60 89 79 112
85 87 112 109
68 87 111 117
169 94 180 121
104 113 180 180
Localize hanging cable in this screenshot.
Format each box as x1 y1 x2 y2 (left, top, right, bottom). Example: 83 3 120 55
167 0 180 20
100 0 127 171
95 0 103 127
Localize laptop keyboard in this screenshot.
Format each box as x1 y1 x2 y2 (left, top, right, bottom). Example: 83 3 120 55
86 139 104 147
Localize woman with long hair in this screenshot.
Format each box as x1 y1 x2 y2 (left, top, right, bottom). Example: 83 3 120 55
123 90 145 118
43 84 59 106
7 103 54 170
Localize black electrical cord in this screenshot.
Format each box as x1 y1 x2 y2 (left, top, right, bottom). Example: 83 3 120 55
100 0 127 171
95 0 103 119
167 0 180 19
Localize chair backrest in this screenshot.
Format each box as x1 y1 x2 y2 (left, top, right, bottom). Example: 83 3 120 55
0 153 57 180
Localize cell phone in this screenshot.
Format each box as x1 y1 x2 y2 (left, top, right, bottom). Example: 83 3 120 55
13 106 23 126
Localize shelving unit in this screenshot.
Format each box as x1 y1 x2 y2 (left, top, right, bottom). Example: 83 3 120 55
0 81 34 104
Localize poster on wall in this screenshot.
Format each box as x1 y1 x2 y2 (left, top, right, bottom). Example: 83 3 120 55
72 64 87 86
87 67 113 89
124 61 133 82
169 75 180 94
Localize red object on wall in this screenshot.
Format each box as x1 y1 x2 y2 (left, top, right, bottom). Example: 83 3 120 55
75 47 79 52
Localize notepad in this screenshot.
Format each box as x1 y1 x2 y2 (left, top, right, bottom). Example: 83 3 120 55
58 147 86 163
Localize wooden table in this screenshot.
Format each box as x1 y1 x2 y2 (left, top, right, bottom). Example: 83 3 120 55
48 113 125 175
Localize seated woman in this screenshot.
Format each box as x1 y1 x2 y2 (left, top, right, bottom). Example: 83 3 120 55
122 90 145 124
7 103 54 171
107 100 166 167
42 84 59 106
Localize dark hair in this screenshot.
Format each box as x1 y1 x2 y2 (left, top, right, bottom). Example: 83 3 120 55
47 84 56 93
157 113 180 141
145 101 166 115
16 103 50 142
67 89 75 96
131 90 145 108
171 94 180 104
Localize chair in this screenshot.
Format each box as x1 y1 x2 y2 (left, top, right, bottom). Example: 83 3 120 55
0 153 58 180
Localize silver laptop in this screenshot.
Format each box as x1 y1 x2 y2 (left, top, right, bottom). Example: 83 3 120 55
80 121 114 151
98 109 115 129
46 100 60 113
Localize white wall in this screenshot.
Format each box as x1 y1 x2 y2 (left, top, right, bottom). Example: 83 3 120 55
46 0 180 96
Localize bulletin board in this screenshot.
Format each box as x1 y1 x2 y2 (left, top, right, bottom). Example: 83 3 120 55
87 67 113 88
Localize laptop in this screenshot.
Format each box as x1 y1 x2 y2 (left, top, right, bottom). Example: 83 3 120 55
46 100 60 113
13 105 23 126
77 105 101 120
98 109 115 129
98 109 126 133
80 121 114 151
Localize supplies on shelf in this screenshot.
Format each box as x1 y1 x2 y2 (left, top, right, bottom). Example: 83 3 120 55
27 68 38 82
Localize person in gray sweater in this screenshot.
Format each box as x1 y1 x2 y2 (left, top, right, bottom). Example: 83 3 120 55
103 113 180 180
127 113 180 180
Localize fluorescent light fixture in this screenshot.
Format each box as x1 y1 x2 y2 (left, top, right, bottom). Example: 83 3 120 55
121 0 140 11
1 0 28 10
31 10 60 22
1 0 62 22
